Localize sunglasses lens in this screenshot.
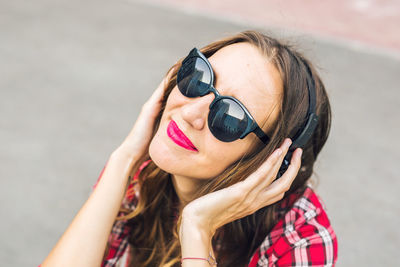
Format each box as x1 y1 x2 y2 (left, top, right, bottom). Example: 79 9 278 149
208 99 248 142
177 57 211 97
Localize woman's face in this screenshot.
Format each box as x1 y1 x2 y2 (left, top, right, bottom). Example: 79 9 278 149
149 42 283 179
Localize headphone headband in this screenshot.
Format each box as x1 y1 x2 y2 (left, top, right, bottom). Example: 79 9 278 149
290 64 319 150
277 63 319 178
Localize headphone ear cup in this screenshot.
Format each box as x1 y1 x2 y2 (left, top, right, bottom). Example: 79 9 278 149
276 154 291 180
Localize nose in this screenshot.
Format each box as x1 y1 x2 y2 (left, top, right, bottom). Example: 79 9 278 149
180 92 215 130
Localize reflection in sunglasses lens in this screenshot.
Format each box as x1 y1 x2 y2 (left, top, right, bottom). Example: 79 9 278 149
178 58 211 97
208 99 248 142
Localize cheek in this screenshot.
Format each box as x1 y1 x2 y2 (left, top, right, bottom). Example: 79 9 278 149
149 86 252 178
149 129 248 179
148 120 194 174
200 137 251 175
165 87 185 111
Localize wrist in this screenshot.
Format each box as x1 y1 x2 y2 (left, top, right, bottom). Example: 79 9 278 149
180 215 212 241
108 150 141 181
181 252 217 267
179 221 216 267
111 146 141 164
181 209 215 239
180 217 214 252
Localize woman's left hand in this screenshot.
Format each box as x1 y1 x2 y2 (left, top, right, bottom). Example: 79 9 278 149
180 138 302 238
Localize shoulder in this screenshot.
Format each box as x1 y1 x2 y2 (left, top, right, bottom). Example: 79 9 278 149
248 186 338 267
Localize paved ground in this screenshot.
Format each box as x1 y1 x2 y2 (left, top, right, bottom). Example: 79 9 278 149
143 0 400 55
0 0 399 266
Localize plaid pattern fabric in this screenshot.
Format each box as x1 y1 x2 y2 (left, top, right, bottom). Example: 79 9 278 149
97 160 338 267
98 159 152 267
247 186 338 266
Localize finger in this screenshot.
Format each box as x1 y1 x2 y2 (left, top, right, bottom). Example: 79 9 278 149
254 138 292 191
264 138 293 184
243 145 284 189
128 68 176 137
279 147 303 188
263 192 285 206
241 138 293 195
147 67 176 104
145 79 167 107
261 148 302 198
244 138 291 191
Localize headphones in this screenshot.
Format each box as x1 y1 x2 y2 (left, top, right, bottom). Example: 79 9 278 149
276 64 319 179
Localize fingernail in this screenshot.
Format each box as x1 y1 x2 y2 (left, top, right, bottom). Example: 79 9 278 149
286 138 292 146
298 149 303 158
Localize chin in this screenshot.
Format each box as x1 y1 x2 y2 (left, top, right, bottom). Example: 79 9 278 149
149 129 182 175
149 128 209 179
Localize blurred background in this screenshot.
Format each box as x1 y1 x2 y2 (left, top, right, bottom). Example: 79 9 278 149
1 0 399 266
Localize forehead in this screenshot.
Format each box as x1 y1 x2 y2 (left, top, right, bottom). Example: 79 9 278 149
207 42 283 128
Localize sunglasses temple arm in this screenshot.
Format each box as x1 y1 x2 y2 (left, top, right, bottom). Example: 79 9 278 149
253 127 270 144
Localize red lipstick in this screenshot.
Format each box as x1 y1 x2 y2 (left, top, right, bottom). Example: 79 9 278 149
167 120 198 152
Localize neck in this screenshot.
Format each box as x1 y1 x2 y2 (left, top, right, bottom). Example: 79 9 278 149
171 174 207 207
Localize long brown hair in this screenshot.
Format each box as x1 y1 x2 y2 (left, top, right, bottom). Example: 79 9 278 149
109 30 332 266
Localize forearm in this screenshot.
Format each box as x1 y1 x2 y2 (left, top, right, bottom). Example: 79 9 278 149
180 216 216 267
41 151 139 267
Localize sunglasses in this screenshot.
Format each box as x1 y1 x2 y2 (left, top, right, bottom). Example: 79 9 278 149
176 47 271 144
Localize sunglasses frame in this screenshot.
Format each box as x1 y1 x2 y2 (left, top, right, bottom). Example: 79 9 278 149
178 47 271 144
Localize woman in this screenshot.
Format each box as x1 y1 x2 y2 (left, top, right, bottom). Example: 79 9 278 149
41 30 337 266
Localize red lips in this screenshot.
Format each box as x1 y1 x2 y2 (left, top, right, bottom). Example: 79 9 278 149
167 120 198 151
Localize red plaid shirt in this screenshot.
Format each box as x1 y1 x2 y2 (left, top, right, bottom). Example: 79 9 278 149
39 160 338 267
99 160 338 267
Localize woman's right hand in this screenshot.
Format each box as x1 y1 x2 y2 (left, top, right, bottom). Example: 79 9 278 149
113 67 175 160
